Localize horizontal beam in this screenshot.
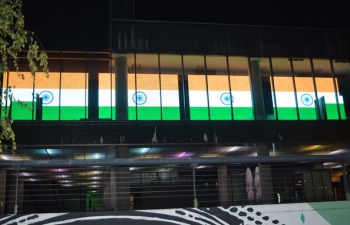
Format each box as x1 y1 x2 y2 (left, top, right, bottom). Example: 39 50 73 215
1 155 350 168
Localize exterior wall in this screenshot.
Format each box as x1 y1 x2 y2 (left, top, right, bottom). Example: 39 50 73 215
1 201 350 224
111 20 350 59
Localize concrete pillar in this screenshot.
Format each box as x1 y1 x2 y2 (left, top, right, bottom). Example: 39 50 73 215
115 55 128 120
257 145 274 204
109 147 130 211
218 165 230 207
88 72 99 119
0 170 5 214
250 60 265 120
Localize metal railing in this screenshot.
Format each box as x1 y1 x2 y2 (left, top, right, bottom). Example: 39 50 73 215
0 155 349 214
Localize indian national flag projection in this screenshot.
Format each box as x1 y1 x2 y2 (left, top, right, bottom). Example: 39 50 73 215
188 75 253 120
4 72 34 120
128 74 180 120
5 72 87 121
273 77 343 120
59 72 87 120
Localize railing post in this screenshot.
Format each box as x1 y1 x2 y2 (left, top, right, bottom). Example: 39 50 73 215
341 162 350 200
191 165 198 208
14 167 19 214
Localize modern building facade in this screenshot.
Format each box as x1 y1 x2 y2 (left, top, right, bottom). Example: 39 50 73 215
0 0 350 214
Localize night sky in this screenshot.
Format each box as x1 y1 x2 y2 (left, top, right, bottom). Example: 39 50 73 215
134 0 350 30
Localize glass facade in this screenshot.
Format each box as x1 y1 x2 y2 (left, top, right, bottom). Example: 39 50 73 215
4 54 350 121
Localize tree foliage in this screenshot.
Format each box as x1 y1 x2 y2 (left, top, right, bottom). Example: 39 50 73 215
0 0 49 153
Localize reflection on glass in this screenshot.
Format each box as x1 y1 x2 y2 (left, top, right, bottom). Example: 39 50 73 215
61 72 87 120
228 56 254 120
6 72 34 120
333 60 350 119
99 73 114 119
35 72 60 120
292 59 316 120
271 58 297 120
250 57 275 120
312 59 339 120
183 55 209 120
206 55 231 120
135 54 161 120
159 54 181 120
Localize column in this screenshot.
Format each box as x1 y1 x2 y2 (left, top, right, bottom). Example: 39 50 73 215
88 72 99 119
115 55 128 120
109 147 130 211
0 170 5 214
178 74 190 120
257 145 274 204
218 165 230 207
250 60 265 120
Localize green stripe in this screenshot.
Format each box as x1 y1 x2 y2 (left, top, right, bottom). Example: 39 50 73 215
10 104 347 121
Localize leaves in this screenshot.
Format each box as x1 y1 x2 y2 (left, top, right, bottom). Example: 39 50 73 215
0 0 49 153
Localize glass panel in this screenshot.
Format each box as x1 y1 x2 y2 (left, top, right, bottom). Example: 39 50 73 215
293 59 317 120
228 56 254 120
99 72 114 119
333 60 350 120
6 72 34 120
183 55 209 120
61 70 87 120
271 58 298 120
135 53 161 120
35 72 60 120
312 59 339 120
159 54 181 120
249 57 276 120
206 55 231 120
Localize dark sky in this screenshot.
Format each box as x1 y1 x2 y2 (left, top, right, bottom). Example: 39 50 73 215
135 0 350 30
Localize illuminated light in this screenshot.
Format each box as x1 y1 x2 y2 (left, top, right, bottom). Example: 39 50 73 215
227 146 241 152
328 149 347 155
94 153 101 159
130 167 136 171
201 153 220 157
61 175 71 178
74 155 85 160
90 185 100 188
46 149 62 155
323 162 341 168
21 172 34 177
300 145 323 151
57 169 69 173
0 155 10 160
174 152 187 158
89 176 102 180
139 148 149 154
91 181 100 184
196 165 206 169
29 178 40 182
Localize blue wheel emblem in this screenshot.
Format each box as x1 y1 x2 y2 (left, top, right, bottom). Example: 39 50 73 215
301 93 313 106
132 91 147 105
220 92 233 105
39 91 54 104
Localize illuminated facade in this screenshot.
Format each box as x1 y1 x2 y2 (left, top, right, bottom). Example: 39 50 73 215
5 55 349 121
1 0 350 214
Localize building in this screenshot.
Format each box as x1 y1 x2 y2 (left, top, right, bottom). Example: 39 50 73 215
0 0 350 215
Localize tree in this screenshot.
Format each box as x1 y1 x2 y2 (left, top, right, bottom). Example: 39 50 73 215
0 0 49 153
